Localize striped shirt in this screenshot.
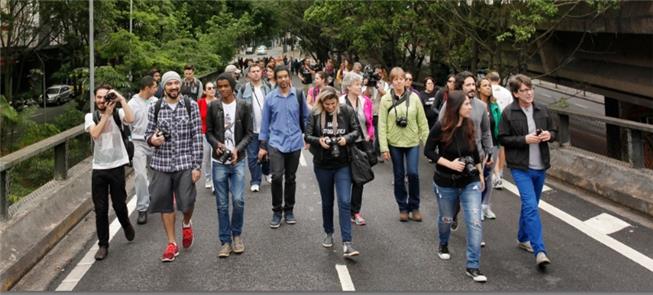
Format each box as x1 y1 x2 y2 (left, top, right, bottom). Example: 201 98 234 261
145 96 203 172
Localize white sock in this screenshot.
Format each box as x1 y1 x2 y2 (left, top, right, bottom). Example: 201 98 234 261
183 220 192 228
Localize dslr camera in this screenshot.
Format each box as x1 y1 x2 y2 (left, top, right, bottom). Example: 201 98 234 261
104 92 117 102
363 70 381 87
396 116 408 128
217 148 232 163
323 137 342 158
460 156 479 177
156 121 171 142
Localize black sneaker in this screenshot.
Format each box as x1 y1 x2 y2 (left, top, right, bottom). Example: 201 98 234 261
465 268 488 283
270 212 282 229
124 223 135 241
94 246 108 260
438 245 450 260
284 211 297 224
450 220 459 231
137 211 147 225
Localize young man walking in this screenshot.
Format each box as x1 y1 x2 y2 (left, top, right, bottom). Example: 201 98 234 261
145 71 203 262
84 84 135 260
237 64 272 192
128 76 158 224
181 64 203 101
258 65 310 228
206 73 253 258
499 74 556 269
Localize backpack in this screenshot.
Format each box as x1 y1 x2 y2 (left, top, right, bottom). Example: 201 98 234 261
93 109 134 166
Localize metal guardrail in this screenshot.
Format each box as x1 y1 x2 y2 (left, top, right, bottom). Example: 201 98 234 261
0 124 85 220
550 106 653 169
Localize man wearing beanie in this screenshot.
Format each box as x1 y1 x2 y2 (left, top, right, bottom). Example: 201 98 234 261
145 70 203 262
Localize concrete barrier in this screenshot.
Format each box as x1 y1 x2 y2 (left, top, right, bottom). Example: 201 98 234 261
0 158 132 291
548 144 653 216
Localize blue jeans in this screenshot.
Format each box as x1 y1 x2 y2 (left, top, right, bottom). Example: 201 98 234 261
246 133 270 185
511 168 547 256
388 145 420 212
434 181 483 269
314 165 352 242
212 160 246 244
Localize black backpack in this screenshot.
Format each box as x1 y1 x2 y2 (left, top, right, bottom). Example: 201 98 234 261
93 109 135 166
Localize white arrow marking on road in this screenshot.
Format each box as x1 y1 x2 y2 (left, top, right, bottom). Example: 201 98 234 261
583 213 632 235
56 195 138 291
335 264 355 291
503 181 653 273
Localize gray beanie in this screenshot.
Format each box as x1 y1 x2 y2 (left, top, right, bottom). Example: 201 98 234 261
160 71 181 87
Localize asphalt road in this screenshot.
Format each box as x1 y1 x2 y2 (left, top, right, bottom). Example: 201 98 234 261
53 143 653 291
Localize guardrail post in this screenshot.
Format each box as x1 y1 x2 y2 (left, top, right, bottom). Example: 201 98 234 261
627 129 644 168
1 170 8 220
54 141 69 180
558 113 570 147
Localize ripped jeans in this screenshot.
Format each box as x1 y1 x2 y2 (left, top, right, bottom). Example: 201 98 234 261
434 181 483 269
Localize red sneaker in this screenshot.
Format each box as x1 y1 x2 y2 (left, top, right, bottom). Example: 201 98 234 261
182 222 193 249
161 242 179 262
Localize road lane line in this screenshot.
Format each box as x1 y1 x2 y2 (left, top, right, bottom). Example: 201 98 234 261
335 264 355 291
55 195 137 291
503 181 653 273
584 213 631 235
299 150 307 167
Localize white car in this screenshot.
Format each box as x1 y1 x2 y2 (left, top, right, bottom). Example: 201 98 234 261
41 85 73 105
256 46 267 55
245 47 254 54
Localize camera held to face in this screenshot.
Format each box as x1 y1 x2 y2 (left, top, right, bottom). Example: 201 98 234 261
104 92 117 103
323 136 342 158
460 156 479 177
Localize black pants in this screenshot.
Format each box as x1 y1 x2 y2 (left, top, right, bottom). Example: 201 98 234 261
373 115 380 157
351 182 364 214
92 166 131 247
269 147 301 213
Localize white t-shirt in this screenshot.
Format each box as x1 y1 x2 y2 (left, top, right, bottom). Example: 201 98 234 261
85 109 129 170
492 84 513 113
252 85 265 134
127 94 158 140
213 101 237 164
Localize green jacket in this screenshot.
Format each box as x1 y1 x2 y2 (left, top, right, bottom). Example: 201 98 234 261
378 91 430 152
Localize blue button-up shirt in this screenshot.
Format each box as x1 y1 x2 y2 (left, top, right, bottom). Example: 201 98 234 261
259 87 309 153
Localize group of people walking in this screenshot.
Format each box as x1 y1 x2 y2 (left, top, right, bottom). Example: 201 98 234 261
85 58 556 283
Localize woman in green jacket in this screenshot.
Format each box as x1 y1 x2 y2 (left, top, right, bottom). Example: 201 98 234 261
378 67 430 222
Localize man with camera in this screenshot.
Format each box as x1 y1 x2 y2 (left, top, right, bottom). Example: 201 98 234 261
84 84 135 260
206 73 253 258
128 76 158 225
236 64 272 192
145 71 203 262
498 74 556 269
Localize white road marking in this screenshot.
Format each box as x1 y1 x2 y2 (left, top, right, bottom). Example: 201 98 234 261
584 213 632 235
335 264 356 291
503 181 653 272
56 196 137 291
299 150 307 167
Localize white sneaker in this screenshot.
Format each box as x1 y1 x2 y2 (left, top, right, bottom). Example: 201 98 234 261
264 174 272 184
493 176 504 189
205 179 212 189
250 184 260 192
482 205 497 220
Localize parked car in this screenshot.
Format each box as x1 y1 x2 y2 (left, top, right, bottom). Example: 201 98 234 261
256 45 267 55
245 46 254 54
41 85 73 106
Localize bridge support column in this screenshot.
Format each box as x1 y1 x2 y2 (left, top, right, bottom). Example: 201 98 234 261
54 142 68 180
605 97 623 160
0 170 7 220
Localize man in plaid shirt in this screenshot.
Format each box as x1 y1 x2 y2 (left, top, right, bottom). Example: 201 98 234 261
145 71 203 262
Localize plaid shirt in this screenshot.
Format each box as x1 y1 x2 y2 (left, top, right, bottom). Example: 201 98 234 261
145 96 203 172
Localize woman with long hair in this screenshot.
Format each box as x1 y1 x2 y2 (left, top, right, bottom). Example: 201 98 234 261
265 63 277 89
378 67 430 222
307 71 327 109
433 73 455 116
477 78 501 220
424 90 487 283
339 72 375 226
419 76 439 130
304 86 361 257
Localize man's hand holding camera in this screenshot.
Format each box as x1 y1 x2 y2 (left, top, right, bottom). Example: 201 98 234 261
216 142 238 165
525 128 551 144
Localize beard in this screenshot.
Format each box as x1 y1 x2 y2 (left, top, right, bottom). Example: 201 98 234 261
165 88 179 99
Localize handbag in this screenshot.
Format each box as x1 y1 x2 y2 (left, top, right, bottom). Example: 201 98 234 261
349 145 375 185
357 140 377 167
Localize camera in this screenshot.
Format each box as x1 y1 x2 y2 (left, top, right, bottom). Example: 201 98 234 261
217 148 232 163
156 121 171 141
396 116 408 128
460 156 479 176
104 92 117 102
535 128 543 136
364 70 381 87
323 137 342 158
